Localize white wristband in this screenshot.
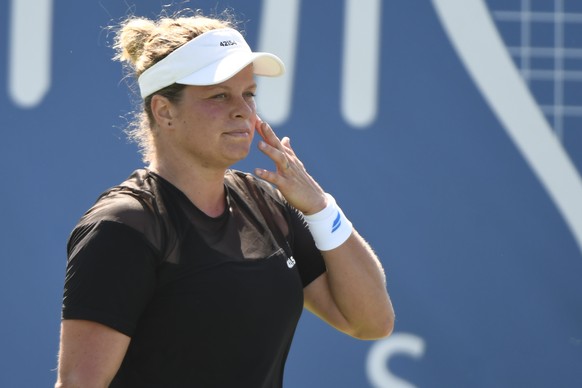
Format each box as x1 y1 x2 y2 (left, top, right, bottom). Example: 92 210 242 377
303 193 353 251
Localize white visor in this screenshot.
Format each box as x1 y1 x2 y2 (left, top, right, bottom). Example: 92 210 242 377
137 28 285 98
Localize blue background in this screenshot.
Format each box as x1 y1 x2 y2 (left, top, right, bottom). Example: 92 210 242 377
1 1 581 387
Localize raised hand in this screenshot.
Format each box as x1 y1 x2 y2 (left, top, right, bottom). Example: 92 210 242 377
254 119 327 215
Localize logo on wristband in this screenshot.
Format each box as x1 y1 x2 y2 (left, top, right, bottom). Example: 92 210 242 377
331 211 341 233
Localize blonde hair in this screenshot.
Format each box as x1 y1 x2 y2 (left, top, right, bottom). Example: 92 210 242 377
112 10 236 163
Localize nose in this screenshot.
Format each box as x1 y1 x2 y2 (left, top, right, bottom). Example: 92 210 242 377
232 95 256 119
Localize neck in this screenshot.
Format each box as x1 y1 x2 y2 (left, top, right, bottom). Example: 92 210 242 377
149 159 227 218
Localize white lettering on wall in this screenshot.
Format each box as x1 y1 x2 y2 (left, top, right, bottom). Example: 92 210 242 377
9 0 53 108
256 0 381 128
341 0 382 128
8 0 381 129
366 332 426 388
256 0 300 124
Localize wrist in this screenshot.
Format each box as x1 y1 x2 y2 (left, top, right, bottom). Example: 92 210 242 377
302 195 328 216
303 193 353 251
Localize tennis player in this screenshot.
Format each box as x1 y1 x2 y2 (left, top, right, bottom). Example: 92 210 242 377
56 10 394 388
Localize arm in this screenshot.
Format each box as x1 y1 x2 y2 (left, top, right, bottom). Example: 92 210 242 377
304 231 394 339
254 120 395 339
58 219 158 387
56 320 130 388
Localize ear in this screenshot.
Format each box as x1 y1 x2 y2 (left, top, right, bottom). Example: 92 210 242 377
150 95 174 128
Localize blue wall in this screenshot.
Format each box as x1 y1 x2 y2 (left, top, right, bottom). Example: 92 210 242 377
1 1 581 387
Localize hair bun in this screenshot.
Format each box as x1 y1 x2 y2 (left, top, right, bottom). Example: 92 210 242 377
114 18 156 67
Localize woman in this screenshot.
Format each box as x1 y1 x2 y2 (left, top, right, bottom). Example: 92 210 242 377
56 11 394 388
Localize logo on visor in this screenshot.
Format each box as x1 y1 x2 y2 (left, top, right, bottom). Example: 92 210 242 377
220 40 237 47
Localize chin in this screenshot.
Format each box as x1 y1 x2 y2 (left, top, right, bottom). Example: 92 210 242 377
224 149 251 167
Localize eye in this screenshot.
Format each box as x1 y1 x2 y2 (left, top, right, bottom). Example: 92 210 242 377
211 93 227 99
244 91 256 99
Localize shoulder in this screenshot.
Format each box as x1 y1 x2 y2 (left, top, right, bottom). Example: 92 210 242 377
76 169 160 237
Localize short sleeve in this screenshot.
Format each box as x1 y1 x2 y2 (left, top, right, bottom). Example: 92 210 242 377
287 205 327 287
62 220 158 337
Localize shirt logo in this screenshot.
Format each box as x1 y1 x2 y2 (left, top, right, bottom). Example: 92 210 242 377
220 40 237 47
286 256 296 268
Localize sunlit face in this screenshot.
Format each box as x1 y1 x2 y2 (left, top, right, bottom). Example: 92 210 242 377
165 64 258 169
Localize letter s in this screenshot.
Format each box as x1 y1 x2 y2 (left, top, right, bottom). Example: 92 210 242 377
366 332 426 388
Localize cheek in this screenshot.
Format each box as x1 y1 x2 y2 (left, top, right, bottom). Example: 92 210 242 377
249 101 258 120
185 107 221 128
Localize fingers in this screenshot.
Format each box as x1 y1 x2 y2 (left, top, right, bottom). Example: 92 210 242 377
258 139 290 172
253 120 327 213
254 167 285 187
254 120 293 185
281 137 295 155
256 119 286 150
255 119 306 181
255 117 266 140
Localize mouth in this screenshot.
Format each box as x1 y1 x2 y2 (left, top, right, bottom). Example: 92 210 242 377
224 129 252 138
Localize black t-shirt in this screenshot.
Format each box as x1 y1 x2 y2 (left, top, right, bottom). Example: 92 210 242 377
62 169 326 388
